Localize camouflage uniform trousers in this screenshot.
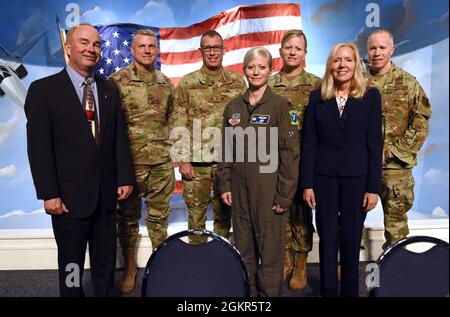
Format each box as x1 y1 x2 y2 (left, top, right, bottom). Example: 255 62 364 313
182 164 231 243
117 161 175 248
380 168 414 250
285 201 314 253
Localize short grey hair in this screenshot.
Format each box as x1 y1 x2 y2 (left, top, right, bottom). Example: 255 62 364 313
132 29 157 46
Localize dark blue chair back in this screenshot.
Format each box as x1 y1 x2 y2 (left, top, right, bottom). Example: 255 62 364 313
371 235 449 297
142 229 250 297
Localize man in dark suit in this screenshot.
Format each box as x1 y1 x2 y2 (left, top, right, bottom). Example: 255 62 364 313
25 24 135 297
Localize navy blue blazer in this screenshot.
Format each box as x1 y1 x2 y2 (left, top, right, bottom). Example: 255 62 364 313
300 87 382 194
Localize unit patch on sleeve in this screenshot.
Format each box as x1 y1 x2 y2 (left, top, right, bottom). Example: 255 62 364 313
289 110 299 126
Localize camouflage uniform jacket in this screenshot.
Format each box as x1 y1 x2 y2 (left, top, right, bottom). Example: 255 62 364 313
172 68 246 163
269 69 321 148
109 62 175 165
367 63 432 169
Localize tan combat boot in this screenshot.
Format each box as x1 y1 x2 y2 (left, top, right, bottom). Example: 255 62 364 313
119 247 138 294
283 249 293 280
289 252 308 291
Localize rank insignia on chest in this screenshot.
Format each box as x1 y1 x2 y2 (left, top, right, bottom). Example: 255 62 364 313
289 110 299 126
251 114 270 124
229 113 241 126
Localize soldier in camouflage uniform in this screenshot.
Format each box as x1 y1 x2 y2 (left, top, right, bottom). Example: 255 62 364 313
172 30 245 242
366 30 432 250
109 29 175 294
268 30 321 291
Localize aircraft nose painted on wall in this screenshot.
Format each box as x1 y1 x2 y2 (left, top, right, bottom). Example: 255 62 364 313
0 64 27 107
0 31 47 107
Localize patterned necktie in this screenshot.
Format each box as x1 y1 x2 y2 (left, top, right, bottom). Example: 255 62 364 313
82 78 99 144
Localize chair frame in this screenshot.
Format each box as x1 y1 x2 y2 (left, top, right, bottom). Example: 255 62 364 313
377 235 449 266
370 235 449 297
141 229 250 297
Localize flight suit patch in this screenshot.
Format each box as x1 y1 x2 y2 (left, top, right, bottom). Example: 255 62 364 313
229 113 241 126
251 114 270 124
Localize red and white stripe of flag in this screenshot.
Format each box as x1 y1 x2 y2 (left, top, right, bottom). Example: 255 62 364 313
159 3 302 85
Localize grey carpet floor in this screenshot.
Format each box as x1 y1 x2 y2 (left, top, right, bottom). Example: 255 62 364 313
0 263 370 297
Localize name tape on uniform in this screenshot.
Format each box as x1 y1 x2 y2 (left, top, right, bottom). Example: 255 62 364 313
251 114 270 124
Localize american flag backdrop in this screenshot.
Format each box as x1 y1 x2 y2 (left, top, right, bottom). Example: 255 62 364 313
82 3 302 194
94 3 302 85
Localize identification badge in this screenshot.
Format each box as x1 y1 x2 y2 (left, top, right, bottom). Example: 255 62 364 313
251 114 270 124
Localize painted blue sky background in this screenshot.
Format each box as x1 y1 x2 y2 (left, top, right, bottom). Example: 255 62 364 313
0 0 448 228
0 0 448 65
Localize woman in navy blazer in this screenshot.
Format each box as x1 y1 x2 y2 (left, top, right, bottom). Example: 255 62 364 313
301 43 382 297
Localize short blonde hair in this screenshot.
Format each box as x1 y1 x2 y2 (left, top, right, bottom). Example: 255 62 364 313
321 42 366 100
368 29 394 46
243 47 273 70
281 29 308 52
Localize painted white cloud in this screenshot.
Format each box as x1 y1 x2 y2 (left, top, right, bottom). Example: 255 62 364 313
0 165 16 177
393 45 432 95
130 0 176 27
423 168 449 185
0 110 21 145
188 0 208 14
432 206 448 217
0 210 26 218
0 208 50 229
81 6 119 25
0 208 44 219
429 38 449 95
419 143 448 159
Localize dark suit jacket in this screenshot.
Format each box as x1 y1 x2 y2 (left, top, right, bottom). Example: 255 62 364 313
25 69 135 219
300 87 382 194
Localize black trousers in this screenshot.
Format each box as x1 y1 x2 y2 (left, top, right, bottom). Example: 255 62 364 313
51 203 117 297
314 173 367 297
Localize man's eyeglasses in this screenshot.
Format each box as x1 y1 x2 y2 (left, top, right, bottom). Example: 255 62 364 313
200 45 224 53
